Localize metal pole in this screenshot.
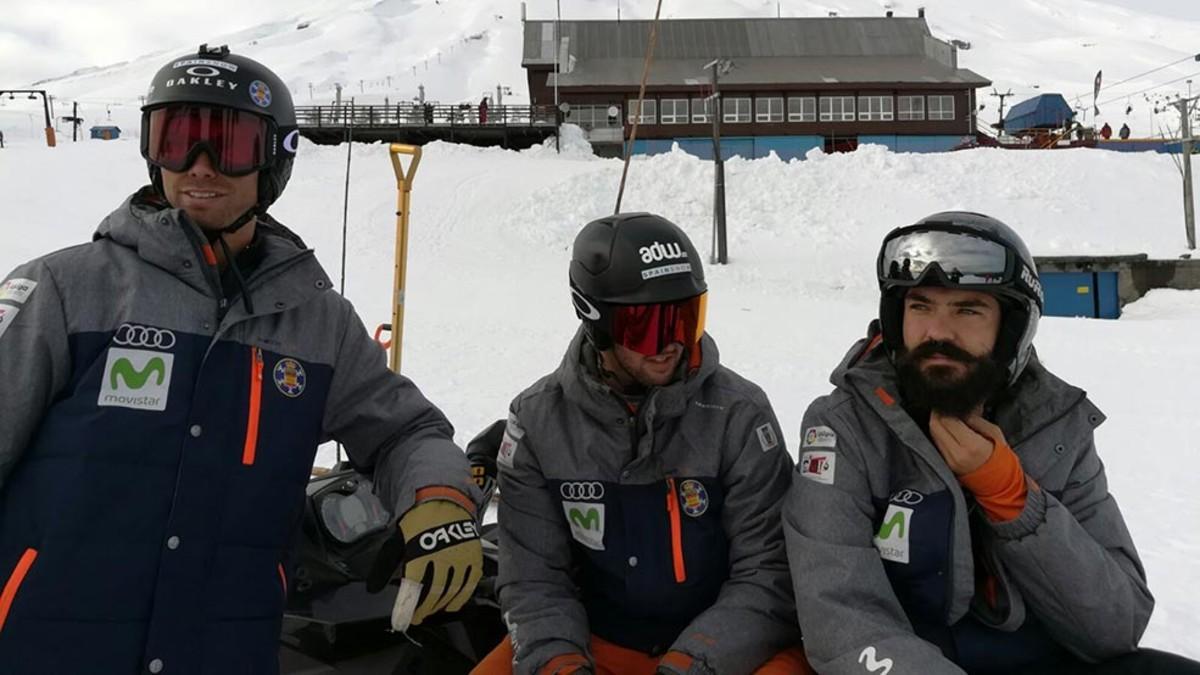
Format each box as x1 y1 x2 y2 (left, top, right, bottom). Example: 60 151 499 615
707 61 728 264
1179 98 1196 250
555 0 562 153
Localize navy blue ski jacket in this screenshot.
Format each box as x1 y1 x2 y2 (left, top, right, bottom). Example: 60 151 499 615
0 190 475 674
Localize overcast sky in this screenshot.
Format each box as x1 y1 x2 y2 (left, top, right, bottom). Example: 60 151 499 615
3 0 1198 87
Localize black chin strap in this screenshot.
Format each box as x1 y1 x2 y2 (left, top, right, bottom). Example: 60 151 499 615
209 204 262 316
206 204 261 242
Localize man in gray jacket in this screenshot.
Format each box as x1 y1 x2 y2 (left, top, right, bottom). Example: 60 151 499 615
784 211 1200 674
474 213 805 675
0 46 481 674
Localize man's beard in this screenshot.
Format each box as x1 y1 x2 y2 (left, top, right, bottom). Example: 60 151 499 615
896 340 1005 417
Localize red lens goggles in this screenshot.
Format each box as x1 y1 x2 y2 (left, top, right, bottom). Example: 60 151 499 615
143 104 272 176
610 293 707 357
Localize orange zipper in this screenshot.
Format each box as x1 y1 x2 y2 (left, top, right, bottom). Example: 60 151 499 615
665 478 687 584
277 563 288 598
0 548 38 634
242 347 264 466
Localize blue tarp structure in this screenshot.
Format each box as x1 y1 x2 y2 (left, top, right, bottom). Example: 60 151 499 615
1003 94 1074 132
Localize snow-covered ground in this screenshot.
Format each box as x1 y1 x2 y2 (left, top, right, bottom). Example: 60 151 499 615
1 132 1198 657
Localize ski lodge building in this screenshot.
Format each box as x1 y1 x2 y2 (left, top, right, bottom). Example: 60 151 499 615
521 13 991 159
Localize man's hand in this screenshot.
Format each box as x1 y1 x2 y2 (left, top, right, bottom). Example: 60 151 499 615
929 413 1008 476
366 497 483 629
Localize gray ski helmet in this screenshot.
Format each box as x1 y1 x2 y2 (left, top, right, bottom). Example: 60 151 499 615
140 44 298 209
569 212 707 350
877 211 1043 385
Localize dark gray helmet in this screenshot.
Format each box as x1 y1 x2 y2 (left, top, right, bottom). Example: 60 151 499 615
877 211 1043 384
569 213 707 350
140 44 297 210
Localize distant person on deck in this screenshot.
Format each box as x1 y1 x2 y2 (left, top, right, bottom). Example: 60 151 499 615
783 211 1200 675
1120 123 1131 140
480 96 489 124
1101 122 1113 139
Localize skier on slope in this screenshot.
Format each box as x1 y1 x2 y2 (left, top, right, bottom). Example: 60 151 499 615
472 213 809 675
783 212 1200 674
0 45 482 674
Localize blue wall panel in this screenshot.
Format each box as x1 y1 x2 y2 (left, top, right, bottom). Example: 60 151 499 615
859 135 899 151
631 134 962 158
1042 272 1096 318
755 135 824 160
895 135 965 153
1095 271 1121 319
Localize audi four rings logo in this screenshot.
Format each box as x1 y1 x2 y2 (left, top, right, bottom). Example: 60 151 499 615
114 324 177 350
890 489 925 505
560 481 604 500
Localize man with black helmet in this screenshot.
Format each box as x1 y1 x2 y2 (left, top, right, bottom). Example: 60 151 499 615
473 213 807 675
783 212 1200 674
0 46 481 673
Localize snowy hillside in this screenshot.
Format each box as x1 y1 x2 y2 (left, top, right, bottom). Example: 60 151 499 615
3 0 1200 142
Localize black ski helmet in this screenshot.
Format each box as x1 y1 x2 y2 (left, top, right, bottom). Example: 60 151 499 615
140 44 298 210
877 211 1044 385
569 212 707 351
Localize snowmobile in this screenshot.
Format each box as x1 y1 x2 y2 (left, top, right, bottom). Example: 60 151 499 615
279 420 507 674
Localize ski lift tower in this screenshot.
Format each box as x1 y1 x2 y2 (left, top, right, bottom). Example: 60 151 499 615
0 89 55 147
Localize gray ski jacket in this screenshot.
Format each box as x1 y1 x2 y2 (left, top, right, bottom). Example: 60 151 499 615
783 324 1153 675
0 189 476 674
496 329 799 675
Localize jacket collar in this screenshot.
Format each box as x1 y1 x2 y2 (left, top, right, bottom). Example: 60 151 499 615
555 327 721 422
832 320 1088 446
93 187 332 321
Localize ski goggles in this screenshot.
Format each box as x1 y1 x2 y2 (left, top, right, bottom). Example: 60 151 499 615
610 293 707 357
879 228 1013 287
142 104 273 176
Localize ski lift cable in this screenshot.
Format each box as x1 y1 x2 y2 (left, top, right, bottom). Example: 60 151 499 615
1096 68 1200 108
614 0 665 215
1070 53 1198 103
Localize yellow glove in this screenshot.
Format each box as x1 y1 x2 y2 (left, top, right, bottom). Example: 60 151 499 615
367 492 483 629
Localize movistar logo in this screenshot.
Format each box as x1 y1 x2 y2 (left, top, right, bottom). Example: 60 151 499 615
109 357 167 390
562 500 606 551
877 510 906 540
98 347 175 412
568 507 601 530
873 504 913 564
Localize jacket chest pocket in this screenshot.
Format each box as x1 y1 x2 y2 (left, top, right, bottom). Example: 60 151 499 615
875 489 955 626
239 347 327 479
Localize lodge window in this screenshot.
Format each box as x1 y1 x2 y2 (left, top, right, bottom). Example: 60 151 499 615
723 97 752 123
788 96 816 122
858 96 894 121
567 104 620 129
755 97 784 123
660 99 690 124
928 95 955 121
819 96 856 122
898 96 926 121
627 99 657 124
691 98 712 123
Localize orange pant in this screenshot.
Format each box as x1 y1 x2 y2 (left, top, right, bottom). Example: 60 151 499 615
471 634 812 675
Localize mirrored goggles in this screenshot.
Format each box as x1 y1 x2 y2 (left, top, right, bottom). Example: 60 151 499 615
879 229 1013 287
610 293 707 357
143 104 272 176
